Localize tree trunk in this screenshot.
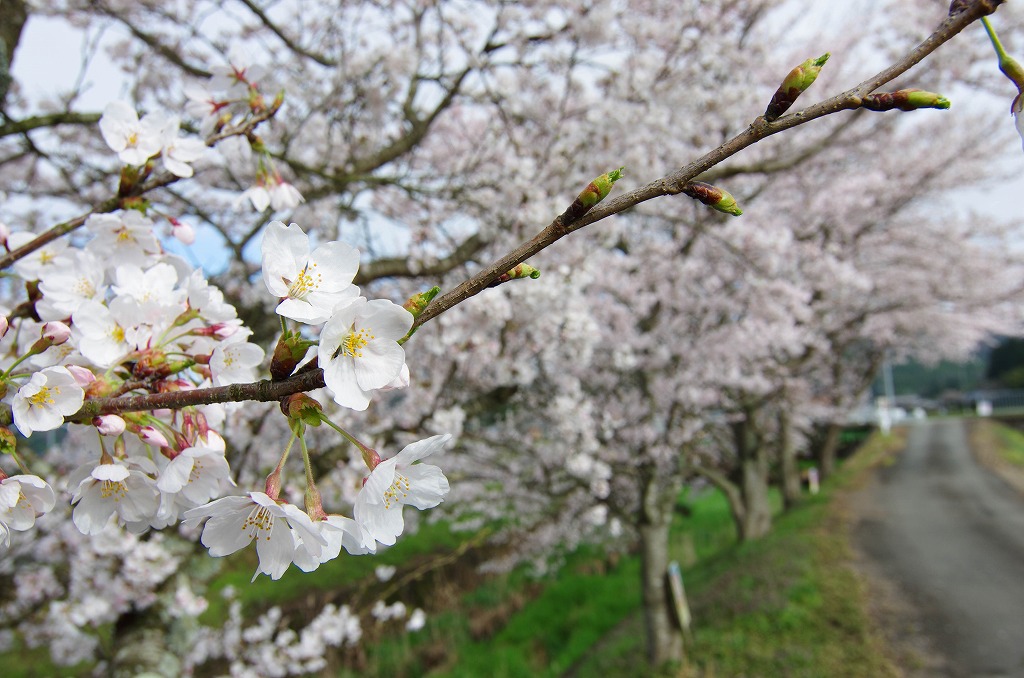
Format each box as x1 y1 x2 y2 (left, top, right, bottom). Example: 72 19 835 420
778 409 801 510
732 412 772 541
817 421 841 481
737 450 772 540
638 471 684 668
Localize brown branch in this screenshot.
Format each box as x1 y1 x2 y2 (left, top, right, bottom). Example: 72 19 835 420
0 111 101 139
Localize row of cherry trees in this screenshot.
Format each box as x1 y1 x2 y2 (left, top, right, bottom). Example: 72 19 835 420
0 0 1022 674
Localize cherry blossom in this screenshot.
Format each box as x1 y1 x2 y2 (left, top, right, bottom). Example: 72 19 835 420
319 298 413 411
0 474 56 547
98 101 165 166
210 333 265 386
71 298 138 368
69 460 160 535
35 250 106 321
354 435 451 547
158 116 207 177
83 211 162 268
261 221 360 324
11 366 86 437
155 444 233 506
7 231 69 281
293 515 376 573
183 492 327 581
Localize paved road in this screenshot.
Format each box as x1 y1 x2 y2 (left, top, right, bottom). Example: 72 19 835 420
852 418 1024 678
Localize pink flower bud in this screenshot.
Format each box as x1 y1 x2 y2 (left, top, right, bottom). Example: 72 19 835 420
66 365 97 386
94 415 127 436
139 426 170 448
41 321 71 345
0 316 8 339
172 221 196 245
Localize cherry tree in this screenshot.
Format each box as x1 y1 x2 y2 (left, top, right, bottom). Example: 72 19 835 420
0 0 1021 674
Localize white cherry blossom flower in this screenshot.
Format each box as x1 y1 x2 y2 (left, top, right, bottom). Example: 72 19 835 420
406 608 427 632
72 298 138 368
84 211 162 269
261 221 360 324
12 366 85 436
69 460 160 535
236 183 271 212
269 178 304 210
7 231 70 282
158 116 206 177
111 262 187 326
156 444 232 506
292 515 375 573
210 46 267 96
319 298 413 411
210 334 265 386
354 434 451 547
98 101 165 166
183 492 327 581
0 474 56 546
36 250 105 321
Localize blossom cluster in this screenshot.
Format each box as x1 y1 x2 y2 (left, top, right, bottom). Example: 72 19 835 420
0 86 450 588
180 220 450 580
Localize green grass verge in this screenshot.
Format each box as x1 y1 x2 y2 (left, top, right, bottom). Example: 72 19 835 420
573 430 906 678
989 420 1024 467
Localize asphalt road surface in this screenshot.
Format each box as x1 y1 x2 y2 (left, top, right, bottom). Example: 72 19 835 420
852 418 1024 677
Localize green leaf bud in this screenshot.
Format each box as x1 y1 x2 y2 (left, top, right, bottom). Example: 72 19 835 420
861 89 950 112
487 263 541 289
561 167 625 223
403 286 441 318
765 53 830 122
683 181 743 217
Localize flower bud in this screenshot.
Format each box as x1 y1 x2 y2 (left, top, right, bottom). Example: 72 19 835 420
67 365 97 387
172 220 196 245
28 321 72 354
42 321 70 345
765 53 830 122
487 263 541 288
0 316 8 340
860 89 950 112
139 426 170 448
403 286 441 319
94 415 127 437
561 167 625 223
683 181 743 216
281 393 324 427
270 329 316 381
265 467 282 500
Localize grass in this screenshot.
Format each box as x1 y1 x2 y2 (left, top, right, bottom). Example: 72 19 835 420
987 420 1024 467
572 430 907 678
